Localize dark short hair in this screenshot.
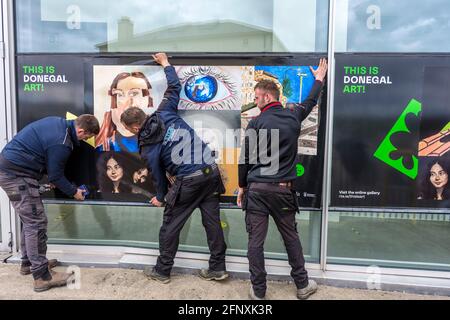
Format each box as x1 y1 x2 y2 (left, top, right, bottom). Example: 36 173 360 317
75 114 100 135
254 80 280 101
121 107 147 127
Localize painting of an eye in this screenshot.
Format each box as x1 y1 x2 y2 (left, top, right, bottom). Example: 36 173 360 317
185 75 218 103
177 66 242 111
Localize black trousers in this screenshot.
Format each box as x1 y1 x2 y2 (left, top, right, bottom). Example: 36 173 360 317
244 183 308 297
155 168 227 276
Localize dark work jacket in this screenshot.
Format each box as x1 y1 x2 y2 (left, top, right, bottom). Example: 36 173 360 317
139 66 214 202
0 117 79 196
238 80 323 187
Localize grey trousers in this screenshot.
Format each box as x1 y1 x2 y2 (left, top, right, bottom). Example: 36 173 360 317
0 169 49 279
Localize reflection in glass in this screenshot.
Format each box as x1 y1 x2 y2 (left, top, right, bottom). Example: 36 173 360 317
16 0 328 53
328 211 450 271
336 0 450 52
46 204 321 263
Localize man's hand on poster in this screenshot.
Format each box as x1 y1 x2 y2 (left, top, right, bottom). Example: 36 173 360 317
310 58 328 83
237 187 245 207
152 53 171 68
74 188 86 201
150 196 164 207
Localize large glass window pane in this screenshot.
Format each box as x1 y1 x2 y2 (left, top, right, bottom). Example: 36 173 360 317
15 0 328 53
336 0 450 52
327 211 450 271
45 203 321 263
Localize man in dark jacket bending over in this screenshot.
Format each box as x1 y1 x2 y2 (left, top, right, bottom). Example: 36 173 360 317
120 53 227 284
0 114 99 292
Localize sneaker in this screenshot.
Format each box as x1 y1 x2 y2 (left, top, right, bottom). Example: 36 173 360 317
144 266 170 284
249 286 265 300
297 280 318 300
198 269 229 281
21 259 59 276
33 270 73 293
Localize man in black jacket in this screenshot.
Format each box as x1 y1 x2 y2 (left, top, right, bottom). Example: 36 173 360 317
0 115 99 292
238 59 327 300
120 53 228 284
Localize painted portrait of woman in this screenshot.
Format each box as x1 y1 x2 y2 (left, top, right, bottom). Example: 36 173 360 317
95 72 154 152
418 158 450 200
96 151 133 194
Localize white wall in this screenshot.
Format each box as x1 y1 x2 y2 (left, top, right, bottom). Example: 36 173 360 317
0 0 11 252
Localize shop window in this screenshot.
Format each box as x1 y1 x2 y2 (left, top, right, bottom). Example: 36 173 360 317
327 211 450 271
15 0 328 53
45 204 322 263
336 0 450 52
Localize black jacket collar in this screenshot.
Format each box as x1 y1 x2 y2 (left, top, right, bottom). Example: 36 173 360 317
261 101 283 113
138 112 166 152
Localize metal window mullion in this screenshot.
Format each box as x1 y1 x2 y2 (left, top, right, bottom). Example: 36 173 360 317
0 0 8 251
4 0 18 254
320 0 337 271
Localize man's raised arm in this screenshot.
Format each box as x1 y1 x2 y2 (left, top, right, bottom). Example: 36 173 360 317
293 58 328 122
154 53 182 113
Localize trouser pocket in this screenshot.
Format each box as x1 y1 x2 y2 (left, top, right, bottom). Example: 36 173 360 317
292 190 300 213
1 176 40 202
244 213 252 233
164 179 182 208
23 178 41 198
270 191 298 214
7 190 22 202
0 171 21 201
242 189 248 210
217 174 226 195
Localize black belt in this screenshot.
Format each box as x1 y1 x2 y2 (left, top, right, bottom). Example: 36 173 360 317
182 163 219 179
249 181 293 189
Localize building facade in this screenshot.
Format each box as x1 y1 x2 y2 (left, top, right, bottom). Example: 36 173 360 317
0 0 449 294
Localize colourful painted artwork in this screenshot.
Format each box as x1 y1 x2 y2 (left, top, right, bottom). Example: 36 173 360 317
176 66 243 111
91 63 321 201
240 65 320 156
93 65 166 153
419 128 450 157
93 65 243 199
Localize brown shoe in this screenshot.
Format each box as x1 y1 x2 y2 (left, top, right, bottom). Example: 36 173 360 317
21 259 59 276
33 270 73 293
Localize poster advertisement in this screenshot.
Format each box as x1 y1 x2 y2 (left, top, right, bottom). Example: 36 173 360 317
17 55 326 207
332 54 450 209
239 65 326 207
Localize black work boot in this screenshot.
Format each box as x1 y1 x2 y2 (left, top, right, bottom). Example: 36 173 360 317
21 259 59 276
198 269 229 281
144 266 170 284
249 286 265 300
